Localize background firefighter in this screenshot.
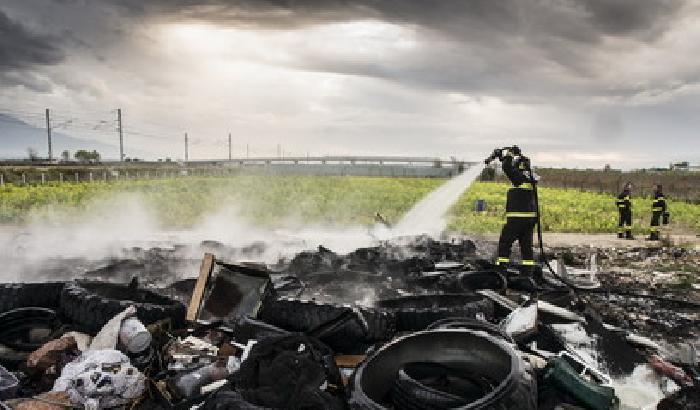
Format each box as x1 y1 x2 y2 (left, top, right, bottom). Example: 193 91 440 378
648 184 667 241
485 146 538 278
616 182 633 239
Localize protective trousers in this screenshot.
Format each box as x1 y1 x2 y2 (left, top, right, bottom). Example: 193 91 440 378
618 208 632 238
649 211 661 240
496 217 537 275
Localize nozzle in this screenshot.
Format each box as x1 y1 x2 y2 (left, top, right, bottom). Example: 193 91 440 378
484 148 502 164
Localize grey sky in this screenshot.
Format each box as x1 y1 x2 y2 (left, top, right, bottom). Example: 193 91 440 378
1 0 699 167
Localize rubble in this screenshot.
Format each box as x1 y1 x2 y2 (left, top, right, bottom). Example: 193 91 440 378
0 235 697 409
52 349 145 408
502 299 538 341
0 365 18 401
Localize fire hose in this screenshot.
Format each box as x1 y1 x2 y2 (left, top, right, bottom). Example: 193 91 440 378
522 153 698 307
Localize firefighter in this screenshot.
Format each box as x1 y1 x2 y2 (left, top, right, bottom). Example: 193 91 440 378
647 184 666 241
486 146 538 277
616 182 633 239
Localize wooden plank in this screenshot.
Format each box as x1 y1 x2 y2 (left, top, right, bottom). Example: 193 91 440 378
334 354 366 368
186 253 215 322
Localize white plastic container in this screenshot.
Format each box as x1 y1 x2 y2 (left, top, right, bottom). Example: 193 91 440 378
118 317 151 353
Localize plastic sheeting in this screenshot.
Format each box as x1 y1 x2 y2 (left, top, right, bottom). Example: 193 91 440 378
52 349 145 409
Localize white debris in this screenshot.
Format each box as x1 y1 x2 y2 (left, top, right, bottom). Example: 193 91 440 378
625 333 662 352
501 301 537 339
62 331 93 352
53 349 145 409
612 364 669 410
550 323 601 373
537 300 585 322
89 306 137 351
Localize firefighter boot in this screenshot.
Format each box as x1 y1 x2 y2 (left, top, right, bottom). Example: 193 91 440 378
508 264 537 293
617 232 624 239
647 231 660 241
625 230 634 240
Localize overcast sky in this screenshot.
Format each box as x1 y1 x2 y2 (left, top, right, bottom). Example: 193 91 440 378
1 0 699 168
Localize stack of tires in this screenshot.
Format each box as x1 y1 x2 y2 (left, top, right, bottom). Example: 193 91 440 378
0 281 186 334
259 297 395 353
375 294 495 332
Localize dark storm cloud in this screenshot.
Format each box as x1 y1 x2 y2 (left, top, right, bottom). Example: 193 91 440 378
0 8 64 89
112 0 684 41
1 0 690 99
0 9 63 70
94 0 689 100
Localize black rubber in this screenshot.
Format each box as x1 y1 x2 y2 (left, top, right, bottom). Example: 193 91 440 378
258 297 395 353
349 329 537 410
60 281 186 334
0 307 63 351
375 294 494 332
426 317 514 343
0 282 65 313
202 390 268 410
456 271 507 292
392 363 478 409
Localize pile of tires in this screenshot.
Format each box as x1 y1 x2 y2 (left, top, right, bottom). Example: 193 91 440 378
349 329 537 409
375 294 494 332
60 281 186 333
0 282 66 313
259 297 395 353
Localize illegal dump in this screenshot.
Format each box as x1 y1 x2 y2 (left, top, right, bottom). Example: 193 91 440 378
0 236 697 410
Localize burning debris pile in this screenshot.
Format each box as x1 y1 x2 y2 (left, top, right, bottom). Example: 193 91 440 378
0 236 698 409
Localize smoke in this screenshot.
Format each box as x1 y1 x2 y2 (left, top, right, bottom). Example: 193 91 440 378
0 192 388 282
0 165 485 282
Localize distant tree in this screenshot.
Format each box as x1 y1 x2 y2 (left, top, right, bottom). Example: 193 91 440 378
61 150 71 162
27 147 39 161
604 164 611 171
74 149 101 163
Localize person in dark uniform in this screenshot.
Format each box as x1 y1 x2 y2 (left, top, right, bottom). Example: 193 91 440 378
647 184 666 241
487 146 538 276
616 182 633 239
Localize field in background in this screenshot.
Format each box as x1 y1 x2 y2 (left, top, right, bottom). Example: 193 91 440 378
449 182 700 234
1 176 699 234
529 168 700 202
0 176 441 228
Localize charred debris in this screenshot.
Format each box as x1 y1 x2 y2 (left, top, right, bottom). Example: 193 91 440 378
0 235 698 409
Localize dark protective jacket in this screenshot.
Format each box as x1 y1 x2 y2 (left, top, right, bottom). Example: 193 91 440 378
652 191 666 213
502 152 536 217
616 190 631 211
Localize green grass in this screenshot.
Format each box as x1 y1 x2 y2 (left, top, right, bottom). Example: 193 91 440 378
0 176 441 228
448 182 700 234
1 177 699 234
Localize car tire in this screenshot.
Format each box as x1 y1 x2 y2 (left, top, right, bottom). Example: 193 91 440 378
258 297 395 353
375 294 494 332
0 282 65 313
60 281 186 334
349 329 537 410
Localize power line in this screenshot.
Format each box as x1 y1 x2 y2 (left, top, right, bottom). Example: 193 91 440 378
46 108 52 161
117 108 124 161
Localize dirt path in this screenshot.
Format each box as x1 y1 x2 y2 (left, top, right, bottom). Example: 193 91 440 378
476 232 700 249
537 232 700 249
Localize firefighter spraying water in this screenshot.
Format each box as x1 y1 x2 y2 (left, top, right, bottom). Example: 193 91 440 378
485 146 542 291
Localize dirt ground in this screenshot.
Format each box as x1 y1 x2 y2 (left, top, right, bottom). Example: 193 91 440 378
476 232 700 249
